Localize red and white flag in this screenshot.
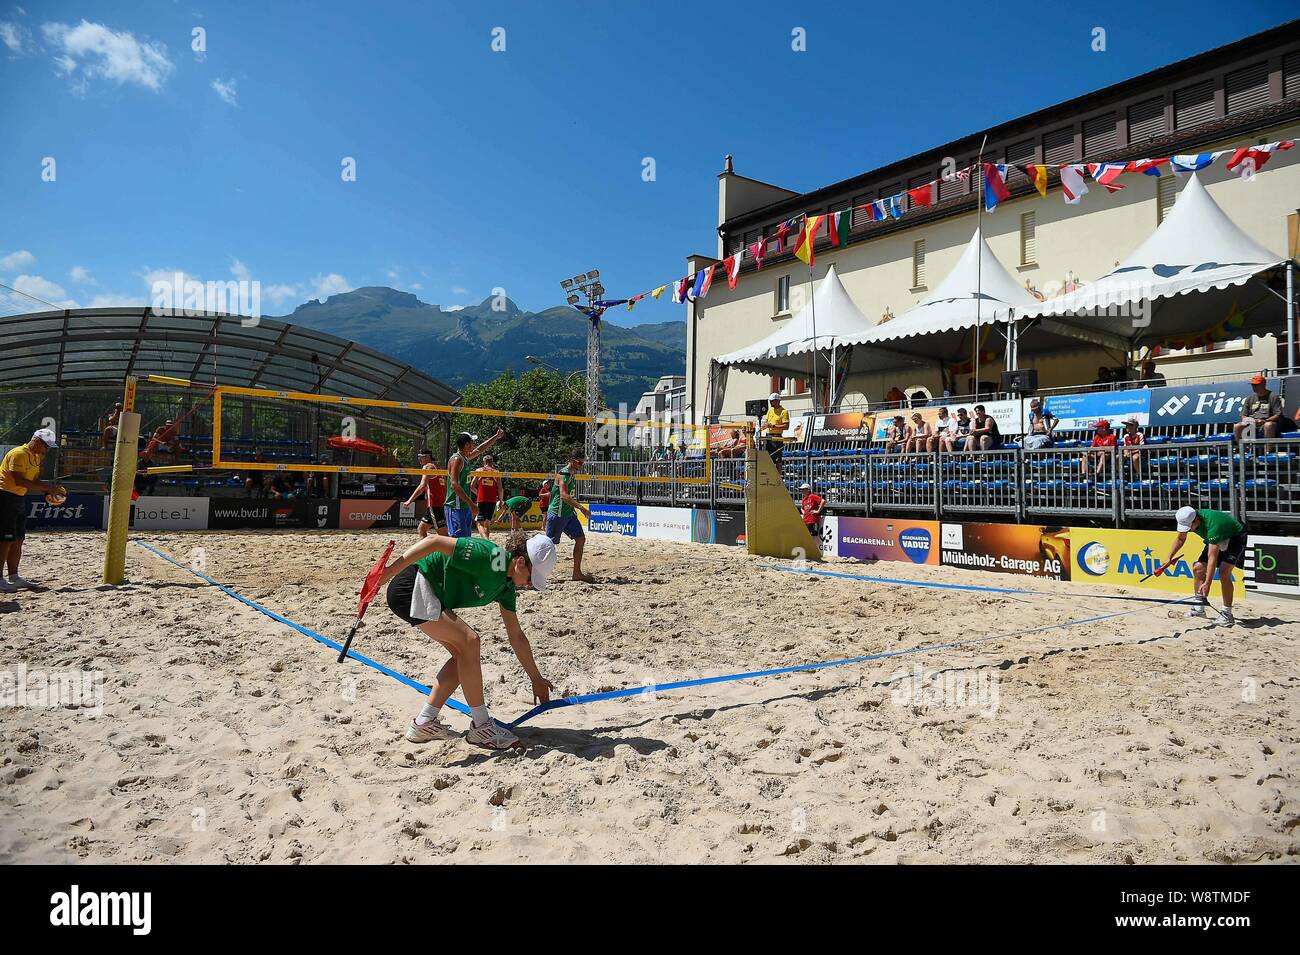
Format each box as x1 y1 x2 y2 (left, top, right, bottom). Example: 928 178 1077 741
1087 162 1127 193
749 240 766 271
1225 141 1294 179
1059 164 1090 205
724 255 741 289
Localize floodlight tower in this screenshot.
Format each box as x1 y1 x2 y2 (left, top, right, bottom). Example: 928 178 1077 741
559 269 603 459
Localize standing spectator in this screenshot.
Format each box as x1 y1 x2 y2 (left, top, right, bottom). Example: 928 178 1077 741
763 393 789 464
885 386 907 405
883 415 908 454
0 429 66 593
799 482 825 537
1234 375 1294 441
1140 359 1166 387
1024 398 1058 449
1081 420 1116 479
1156 506 1247 626
927 407 954 452
941 408 972 452
100 401 123 449
965 405 1003 451
903 412 932 453
1120 417 1145 470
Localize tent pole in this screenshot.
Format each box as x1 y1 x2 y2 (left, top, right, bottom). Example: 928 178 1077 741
973 134 987 398
1288 260 1297 373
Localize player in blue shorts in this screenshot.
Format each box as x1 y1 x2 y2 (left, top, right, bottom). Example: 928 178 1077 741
545 448 594 583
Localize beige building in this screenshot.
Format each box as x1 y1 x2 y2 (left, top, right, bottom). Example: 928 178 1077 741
686 22 1300 422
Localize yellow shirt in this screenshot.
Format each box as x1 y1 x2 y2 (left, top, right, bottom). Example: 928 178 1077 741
764 406 790 440
0 445 40 497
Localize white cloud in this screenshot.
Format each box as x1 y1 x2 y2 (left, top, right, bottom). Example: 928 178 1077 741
409 283 423 291
451 286 469 296
0 21 29 54
262 283 303 309
42 20 174 92
311 273 351 299
0 249 36 271
445 305 465 312
69 264 94 284
211 76 238 107
12 274 77 308
229 259 250 281
385 269 399 281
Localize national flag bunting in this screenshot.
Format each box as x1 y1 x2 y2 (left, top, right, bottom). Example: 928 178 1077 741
693 264 715 298
1087 162 1127 193
626 294 644 311
1018 164 1049 197
1225 141 1294 178
672 276 690 304
907 183 933 208
885 195 904 220
794 215 823 266
1127 158 1167 176
828 209 848 245
982 163 1011 211
724 255 741 289
650 285 667 300
1059 164 1089 204
1170 153 1215 174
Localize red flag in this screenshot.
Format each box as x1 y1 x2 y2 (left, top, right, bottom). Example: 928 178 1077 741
358 541 395 616
907 183 933 208
1225 141 1293 178
749 240 766 271
724 255 741 289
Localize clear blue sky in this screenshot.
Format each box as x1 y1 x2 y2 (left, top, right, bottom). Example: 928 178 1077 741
1 0 1295 325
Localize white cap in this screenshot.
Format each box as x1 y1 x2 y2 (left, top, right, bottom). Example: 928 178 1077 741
769 392 781 401
32 428 57 447
525 534 557 591
800 482 811 490
1175 505 1197 532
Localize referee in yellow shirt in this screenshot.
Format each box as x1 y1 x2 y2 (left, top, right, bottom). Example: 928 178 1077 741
0 428 66 593
763 392 790 464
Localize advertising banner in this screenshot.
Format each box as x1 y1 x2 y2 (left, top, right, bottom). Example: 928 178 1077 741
940 522 1070 579
819 515 839 558
1066 526 1234 595
837 517 940 565
1245 535 1300 598
489 501 548 533
339 498 402 530
637 505 693 542
1033 390 1151 431
810 412 874 444
1147 378 1279 427
588 503 637 536
873 398 1023 439
128 496 209 530
208 500 274 529
714 508 746 546
23 492 104 530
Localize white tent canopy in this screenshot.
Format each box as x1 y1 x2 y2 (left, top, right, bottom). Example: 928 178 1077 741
1020 173 1289 340
714 263 875 375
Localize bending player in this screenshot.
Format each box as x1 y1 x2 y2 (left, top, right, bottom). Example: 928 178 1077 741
380 530 558 749
403 448 447 537
546 448 594 583
496 491 534 532
446 429 504 538
1154 505 1247 626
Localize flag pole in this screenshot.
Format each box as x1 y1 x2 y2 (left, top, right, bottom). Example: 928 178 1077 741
974 134 988 400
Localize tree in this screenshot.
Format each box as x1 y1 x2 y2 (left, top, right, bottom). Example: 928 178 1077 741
451 368 595 495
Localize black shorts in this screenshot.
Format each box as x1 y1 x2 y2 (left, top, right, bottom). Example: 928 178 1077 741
0 492 27 542
386 564 422 626
477 501 496 520
1199 531 1248 568
420 506 446 528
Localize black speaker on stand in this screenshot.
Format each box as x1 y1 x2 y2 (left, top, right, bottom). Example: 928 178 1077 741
1000 369 1038 395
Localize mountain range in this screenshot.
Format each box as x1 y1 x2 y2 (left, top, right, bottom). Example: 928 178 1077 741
272 287 685 409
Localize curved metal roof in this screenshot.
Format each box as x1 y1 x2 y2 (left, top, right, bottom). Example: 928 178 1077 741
0 307 461 410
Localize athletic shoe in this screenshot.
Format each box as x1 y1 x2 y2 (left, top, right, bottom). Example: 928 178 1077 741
6 575 36 590
465 721 520 750
1216 607 1235 627
404 717 459 744
1186 604 1208 618
0 579 16 594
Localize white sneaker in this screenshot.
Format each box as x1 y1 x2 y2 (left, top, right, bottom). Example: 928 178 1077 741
405 716 459 744
0 579 16 594
465 720 520 750
1187 603 1208 618
6 575 36 590
1216 607 1235 627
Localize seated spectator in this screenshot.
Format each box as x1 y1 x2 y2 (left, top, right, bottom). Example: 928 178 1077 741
1140 358 1166 387
799 482 825 536
1024 398 1058 450
928 407 954 452
1081 420 1117 479
1093 366 1114 386
904 413 932 453
245 450 268 497
941 408 972 452
267 472 295 500
101 401 123 449
1120 416 1145 469
965 404 1002 451
1234 375 1295 441
883 415 908 454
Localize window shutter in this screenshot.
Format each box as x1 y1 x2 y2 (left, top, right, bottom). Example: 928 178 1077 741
1044 126 1076 165
1286 51 1300 100
851 194 872 230
1083 113 1118 156
1005 139 1036 185
1157 174 1177 224
1226 62 1270 114
1020 211 1037 266
912 239 926 288
1127 96 1166 144
938 165 967 201
1174 80 1216 130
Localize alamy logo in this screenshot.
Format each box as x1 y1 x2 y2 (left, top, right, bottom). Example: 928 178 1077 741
49 885 152 935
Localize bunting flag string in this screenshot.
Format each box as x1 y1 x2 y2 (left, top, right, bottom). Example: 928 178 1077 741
622 137 1292 311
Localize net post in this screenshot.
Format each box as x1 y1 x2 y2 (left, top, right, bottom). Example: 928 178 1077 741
102 375 141 585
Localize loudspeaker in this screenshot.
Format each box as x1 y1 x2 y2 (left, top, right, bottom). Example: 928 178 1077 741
1000 369 1038 394
745 398 770 418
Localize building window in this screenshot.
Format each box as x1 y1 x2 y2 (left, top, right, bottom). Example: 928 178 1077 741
1226 62 1270 114
1174 79 1216 130
1157 174 1177 224
776 275 790 313
1020 211 1037 266
1127 96 1166 144
912 239 926 288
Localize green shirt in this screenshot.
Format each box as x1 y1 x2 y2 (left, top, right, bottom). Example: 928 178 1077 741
415 537 517 613
547 464 578 519
504 495 531 515
1195 508 1244 546
447 451 472 509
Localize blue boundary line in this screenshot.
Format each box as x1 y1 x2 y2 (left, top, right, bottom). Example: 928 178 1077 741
136 541 1193 729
